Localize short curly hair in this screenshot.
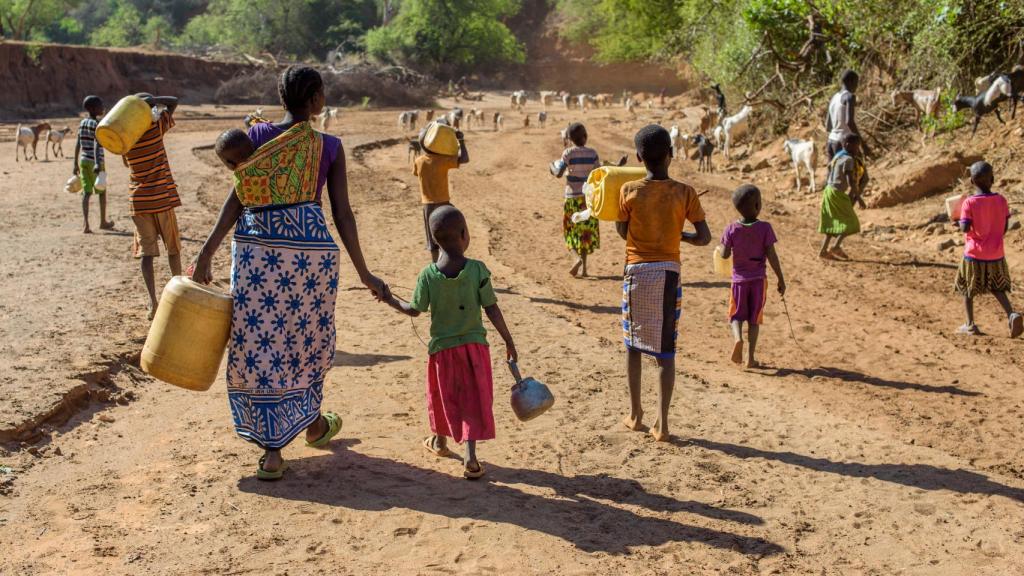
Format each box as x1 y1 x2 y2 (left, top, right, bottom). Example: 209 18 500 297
278 65 324 112
634 124 672 164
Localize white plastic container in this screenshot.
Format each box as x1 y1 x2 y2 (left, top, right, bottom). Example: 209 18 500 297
945 194 965 222
95 171 107 192
64 175 82 194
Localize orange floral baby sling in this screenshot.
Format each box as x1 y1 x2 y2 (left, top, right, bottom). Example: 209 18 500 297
233 121 323 207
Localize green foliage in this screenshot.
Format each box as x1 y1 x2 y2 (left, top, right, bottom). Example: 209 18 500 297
922 91 967 135
24 42 43 65
365 0 525 76
0 0 80 40
90 0 144 46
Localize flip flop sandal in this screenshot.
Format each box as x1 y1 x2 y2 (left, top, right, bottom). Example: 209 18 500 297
257 455 287 481
423 435 457 458
1010 313 1023 338
463 462 486 480
305 412 343 449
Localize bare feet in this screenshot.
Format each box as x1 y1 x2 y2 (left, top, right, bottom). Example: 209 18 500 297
731 341 744 365
99 221 115 230
830 247 850 260
745 359 762 369
957 323 981 335
147 303 158 321
818 250 833 260
622 413 644 431
650 420 669 442
83 227 93 234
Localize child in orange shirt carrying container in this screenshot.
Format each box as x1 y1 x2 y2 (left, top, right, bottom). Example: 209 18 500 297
414 121 469 263
616 125 711 442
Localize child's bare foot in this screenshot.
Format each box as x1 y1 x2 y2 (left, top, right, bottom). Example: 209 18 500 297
650 420 670 442
745 359 762 369
147 303 158 321
830 247 850 260
100 220 115 230
83 226 92 234
622 413 644 431
957 323 981 335
731 341 744 365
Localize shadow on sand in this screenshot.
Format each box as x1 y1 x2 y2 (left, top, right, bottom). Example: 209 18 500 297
768 366 981 397
238 443 784 556
690 438 1024 502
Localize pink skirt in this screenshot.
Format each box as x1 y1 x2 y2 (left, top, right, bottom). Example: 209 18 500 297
426 343 495 443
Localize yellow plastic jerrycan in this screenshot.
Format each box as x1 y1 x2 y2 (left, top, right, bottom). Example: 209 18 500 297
422 121 459 156
713 246 733 279
584 166 647 221
141 277 233 391
96 95 152 155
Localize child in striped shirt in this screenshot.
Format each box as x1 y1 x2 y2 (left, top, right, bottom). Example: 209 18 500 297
74 95 112 233
550 123 601 277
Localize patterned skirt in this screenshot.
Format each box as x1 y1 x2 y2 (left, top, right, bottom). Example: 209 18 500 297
622 261 681 358
818 185 860 236
227 202 340 449
563 196 600 256
954 257 1012 298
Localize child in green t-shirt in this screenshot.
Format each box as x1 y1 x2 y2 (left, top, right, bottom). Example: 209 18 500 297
387 205 517 480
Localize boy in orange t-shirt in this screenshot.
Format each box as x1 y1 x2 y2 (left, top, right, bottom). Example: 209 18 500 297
616 124 711 442
414 122 469 262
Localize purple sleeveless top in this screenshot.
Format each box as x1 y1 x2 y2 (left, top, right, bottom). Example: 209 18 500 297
247 122 341 203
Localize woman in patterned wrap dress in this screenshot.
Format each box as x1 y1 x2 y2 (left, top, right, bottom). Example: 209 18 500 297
192 66 389 480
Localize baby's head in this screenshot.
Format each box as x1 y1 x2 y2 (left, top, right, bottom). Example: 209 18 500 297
970 160 994 192
841 132 861 156
429 205 469 255
568 122 587 146
732 184 762 221
634 124 673 170
215 129 256 170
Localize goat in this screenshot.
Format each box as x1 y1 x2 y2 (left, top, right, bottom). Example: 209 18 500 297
562 93 573 110
466 108 485 129
446 108 464 130
398 110 420 132
782 138 817 193
891 88 941 137
316 107 338 132
45 126 72 160
510 90 527 111
493 112 504 132
540 91 557 108
668 125 689 159
408 139 422 164
15 122 50 162
693 134 714 172
984 72 1024 119
577 94 593 112
560 127 570 147
538 111 548 128
625 98 637 116
594 93 612 108
699 108 719 136
953 92 1006 135
720 105 752 159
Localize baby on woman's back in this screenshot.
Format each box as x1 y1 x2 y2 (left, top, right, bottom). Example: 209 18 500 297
215 128 256 170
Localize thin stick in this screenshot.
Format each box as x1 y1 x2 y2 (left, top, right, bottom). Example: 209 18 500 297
780 295 812 359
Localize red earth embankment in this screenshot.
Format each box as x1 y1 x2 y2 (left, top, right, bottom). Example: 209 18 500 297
0 42 253 119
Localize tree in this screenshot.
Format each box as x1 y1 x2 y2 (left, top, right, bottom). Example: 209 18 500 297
0 0 81 40
90 0 143 46
365 0 525 77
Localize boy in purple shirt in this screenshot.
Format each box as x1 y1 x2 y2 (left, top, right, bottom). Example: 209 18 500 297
954 161 1022 337
720 185 786 368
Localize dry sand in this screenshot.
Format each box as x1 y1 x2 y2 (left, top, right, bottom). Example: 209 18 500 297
1 96 1023 575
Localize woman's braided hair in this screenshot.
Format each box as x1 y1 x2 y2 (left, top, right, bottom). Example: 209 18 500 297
278 65 324 112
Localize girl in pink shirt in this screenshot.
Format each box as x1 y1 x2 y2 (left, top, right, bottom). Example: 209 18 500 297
954 161 1022 337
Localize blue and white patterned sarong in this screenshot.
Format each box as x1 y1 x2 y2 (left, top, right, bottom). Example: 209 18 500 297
622 261 681 359
227 202 340 449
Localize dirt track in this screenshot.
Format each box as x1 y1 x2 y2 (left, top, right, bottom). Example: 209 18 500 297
1 95 1023 575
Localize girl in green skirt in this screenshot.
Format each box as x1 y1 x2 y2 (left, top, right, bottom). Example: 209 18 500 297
818 133 867 260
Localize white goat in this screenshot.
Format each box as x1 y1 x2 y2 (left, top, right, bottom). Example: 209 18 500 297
782 138 817 193
562 93 573 109
540 91 556 109
891 88 941 137
493 112 504 132
625 98 637 116
15 122 50 162
577 94 593 112
668 125 690 159
560 127 570 147
317 107 338 132
45 126 72 160
510 90 527 111
720 105 752 159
